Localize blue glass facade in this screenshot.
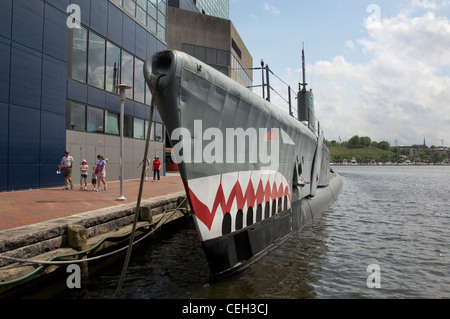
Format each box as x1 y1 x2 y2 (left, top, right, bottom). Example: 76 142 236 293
0 0 167 191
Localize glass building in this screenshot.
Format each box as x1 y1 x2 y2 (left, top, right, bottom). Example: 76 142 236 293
194 0 229 19
168 0 229 19
0 0 167 191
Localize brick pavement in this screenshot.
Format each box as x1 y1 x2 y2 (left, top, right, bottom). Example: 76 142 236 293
0 174 185 231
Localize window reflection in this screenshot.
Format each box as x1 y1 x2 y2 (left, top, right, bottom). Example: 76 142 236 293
105 111 119 135
124 0 136 16
134 59 145 104
124 115 133 138
155 122 163 142
67 102 86 131
106 42 121 94
88 32 106 90
111 0 166 41
71 27 88 83
133 118 145 139
87 106 104 133
121 51 134 100
68 102 164 143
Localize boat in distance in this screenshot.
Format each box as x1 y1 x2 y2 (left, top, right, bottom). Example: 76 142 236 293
144 50 343 280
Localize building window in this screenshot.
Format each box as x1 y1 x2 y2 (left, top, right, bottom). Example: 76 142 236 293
67 101 86 131
133 118 145 139
88 32 106 90
124 115 133 138
134 59 145 104
145 84 152 105
87 106 104 133
106 42 121 94
231 39 241 59
111 0 166 42
67 103 165 144
124 0 136 16
154 122 163 142
137 4 147 25
70 27 88 83
121 51 134 100
105 111 120 135
217 49 229 66
146 120 152 140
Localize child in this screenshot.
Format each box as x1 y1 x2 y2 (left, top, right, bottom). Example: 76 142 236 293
92 166 98 191
79 160 89 190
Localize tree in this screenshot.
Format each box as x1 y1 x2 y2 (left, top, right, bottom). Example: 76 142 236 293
432 152 441 164
360 136 372 147
377 141 391 151
348 135 361 148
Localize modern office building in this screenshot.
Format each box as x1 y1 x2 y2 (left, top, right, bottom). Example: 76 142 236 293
0 0 167 191
1 0 250 192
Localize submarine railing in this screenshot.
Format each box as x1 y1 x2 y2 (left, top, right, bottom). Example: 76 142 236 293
246 64 321 137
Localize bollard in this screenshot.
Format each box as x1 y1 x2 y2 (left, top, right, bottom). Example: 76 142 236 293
67 224 88 280
139 206 153 223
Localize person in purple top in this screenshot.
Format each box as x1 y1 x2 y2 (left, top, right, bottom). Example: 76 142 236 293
95 154 107 192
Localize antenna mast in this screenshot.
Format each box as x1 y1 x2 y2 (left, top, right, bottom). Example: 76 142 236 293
300 42 308 92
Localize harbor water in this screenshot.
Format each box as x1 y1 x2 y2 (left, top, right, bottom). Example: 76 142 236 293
22 165 449 299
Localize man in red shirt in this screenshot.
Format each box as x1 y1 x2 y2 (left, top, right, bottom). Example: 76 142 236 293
152 156 162 182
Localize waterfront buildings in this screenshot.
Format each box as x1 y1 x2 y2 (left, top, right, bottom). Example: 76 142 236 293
1 0 167 191
1 0 250 192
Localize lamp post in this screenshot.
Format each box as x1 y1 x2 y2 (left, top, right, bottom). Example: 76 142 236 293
115 84 132 201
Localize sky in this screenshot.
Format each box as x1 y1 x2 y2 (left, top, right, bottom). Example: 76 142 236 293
229 0 450 146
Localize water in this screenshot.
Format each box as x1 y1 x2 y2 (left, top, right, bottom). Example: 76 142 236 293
20 166 450 299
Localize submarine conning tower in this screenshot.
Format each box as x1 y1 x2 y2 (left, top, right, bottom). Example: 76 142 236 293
297 47 316 130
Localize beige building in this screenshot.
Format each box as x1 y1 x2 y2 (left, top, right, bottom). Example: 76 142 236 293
166 6 253 89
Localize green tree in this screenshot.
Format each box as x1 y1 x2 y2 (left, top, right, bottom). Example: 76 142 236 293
360 136 371 147
378 141 391 151
348 135 361 148
432 152 441 164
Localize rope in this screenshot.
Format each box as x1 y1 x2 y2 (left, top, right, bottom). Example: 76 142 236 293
114 74 164 299
0 203 189 287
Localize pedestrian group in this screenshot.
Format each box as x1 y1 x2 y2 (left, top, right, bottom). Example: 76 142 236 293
58 151 162 191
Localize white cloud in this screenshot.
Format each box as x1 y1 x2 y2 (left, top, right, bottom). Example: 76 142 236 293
312 2 450 146
264 3 280 16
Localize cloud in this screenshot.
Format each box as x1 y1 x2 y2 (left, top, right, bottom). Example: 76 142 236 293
264 3 280 16
345 40 356 50
312 2 450 146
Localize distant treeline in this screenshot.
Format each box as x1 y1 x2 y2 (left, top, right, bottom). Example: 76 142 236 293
326 135 390 151
326 135 449 164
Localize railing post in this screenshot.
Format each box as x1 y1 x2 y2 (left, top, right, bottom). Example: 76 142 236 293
266 65 271 102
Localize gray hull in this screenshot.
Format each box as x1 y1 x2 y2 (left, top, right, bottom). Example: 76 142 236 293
145 50 342 279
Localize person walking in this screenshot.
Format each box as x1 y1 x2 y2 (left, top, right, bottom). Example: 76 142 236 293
58 151 74 190
137 157 151 181
95 155 107 191
79 159 89 190
152 156 161 182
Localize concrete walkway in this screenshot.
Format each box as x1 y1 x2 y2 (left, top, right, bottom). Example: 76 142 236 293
0 173 185 231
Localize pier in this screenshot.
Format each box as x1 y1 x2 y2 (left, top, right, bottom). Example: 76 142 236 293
0 174 187 297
